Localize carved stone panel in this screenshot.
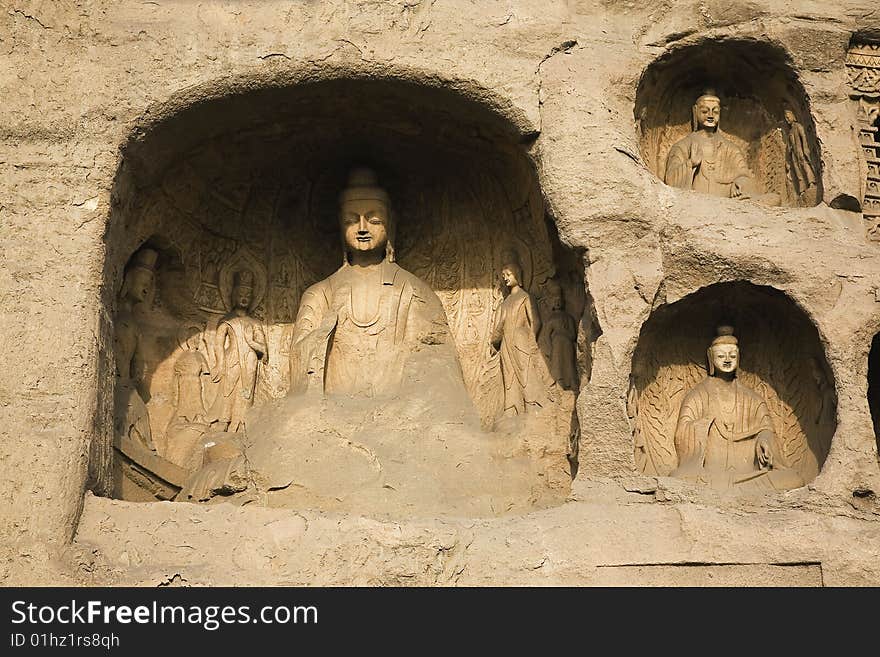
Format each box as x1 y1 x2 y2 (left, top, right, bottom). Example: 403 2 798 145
846 41 880 239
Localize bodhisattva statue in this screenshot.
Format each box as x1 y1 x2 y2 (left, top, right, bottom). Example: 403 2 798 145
114 247 158 452
671 326 803 492
490 256 556 416
208 269 267 433
783 108 817 197
665 90 779 205
539 278 578 391
289 167 454 397
164 334 211 470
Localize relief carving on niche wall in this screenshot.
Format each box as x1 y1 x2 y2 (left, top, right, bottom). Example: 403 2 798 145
637 41 822 208
111 133 585 515
628 284 836 493
845 40 880 239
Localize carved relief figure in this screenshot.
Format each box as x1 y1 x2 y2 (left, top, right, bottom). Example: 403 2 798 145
208 270 267 433
163 331 211 469
671 326 804 492
539 278 578 391
783 109 817 197
665 90 779 205
289 167 457 397
113 247 158 452
490 254 556 416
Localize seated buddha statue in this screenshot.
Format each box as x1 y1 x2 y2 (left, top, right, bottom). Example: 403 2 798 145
665 90 780 205
178 168 569 515
671 326 803 493
288 167 460 398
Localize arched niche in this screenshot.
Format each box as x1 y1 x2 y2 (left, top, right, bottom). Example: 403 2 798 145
100 74 589 507
629 281 836 488
868 333 880 455
635 39 823 207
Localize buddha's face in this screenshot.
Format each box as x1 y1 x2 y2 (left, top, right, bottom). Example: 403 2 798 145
695 98 721 130
124 268 153 303
501 266 520 289
341 198 389 255
710 344 739 375
784 109 796 126
234 285 252 311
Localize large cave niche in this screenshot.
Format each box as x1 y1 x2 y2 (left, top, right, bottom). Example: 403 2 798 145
629 281 836 488
100 75 588 514
634 38 823 207
868 333 880 456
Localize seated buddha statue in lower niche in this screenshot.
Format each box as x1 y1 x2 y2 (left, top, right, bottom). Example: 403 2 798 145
671 326 803 492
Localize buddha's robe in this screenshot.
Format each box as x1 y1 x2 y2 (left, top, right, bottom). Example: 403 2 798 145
290 259 461 398
665 131 752 198
672 377 803 492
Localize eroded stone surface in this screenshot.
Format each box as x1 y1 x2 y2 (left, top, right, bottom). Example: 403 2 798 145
2 1 880 585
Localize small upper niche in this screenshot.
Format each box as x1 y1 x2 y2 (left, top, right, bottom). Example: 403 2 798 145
635 39 822 207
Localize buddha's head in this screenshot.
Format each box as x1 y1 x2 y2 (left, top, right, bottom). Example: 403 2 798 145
692 90 721 132
545 278 564 311
120 247 157 304
707 325 739 376
783 108 796 126
232 269 255 311
500 250 524 290
338 167 395 264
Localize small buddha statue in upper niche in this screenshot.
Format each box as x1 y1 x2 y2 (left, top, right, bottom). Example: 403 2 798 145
783 108 817 198
490 254 556 416
664 90 779 205
208 269 267 433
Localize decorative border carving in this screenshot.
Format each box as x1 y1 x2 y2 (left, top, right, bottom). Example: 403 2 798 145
846 41 880 238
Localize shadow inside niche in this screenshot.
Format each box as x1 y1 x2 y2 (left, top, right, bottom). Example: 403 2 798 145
868 332 880 457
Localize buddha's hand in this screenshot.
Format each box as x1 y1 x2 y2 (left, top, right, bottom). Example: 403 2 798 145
732 176 752 199
756 437 774 469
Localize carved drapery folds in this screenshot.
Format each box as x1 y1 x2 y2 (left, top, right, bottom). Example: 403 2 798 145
629 283 836 490
845 40 880 239
636 39 822 207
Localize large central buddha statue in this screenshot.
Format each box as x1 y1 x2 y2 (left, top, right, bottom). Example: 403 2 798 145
289 167 456 398
238 168 563 517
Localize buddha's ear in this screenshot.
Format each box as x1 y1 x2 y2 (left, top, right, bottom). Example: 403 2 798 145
385 207 396 262
707 348 714 375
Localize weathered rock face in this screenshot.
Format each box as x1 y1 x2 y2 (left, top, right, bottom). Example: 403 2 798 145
2 1 880 585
